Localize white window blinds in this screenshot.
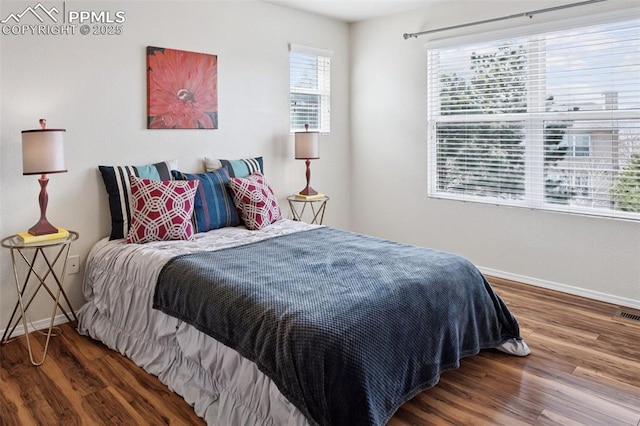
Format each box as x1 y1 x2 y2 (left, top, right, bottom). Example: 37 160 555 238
289 44 331 133
427 17 640 220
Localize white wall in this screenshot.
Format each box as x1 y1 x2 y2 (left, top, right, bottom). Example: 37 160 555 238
2 0 638 334
0 1 350 329
0 2 3 250
350 0 640 308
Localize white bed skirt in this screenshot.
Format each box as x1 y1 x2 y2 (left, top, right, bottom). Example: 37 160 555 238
77 220 317 425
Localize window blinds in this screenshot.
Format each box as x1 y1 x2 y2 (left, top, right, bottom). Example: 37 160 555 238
289 44 332 133
427 17 640 220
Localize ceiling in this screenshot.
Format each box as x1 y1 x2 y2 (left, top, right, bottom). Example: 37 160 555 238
262 0 440 23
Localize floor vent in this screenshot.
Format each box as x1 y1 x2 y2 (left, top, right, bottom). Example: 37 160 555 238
614 311 640 322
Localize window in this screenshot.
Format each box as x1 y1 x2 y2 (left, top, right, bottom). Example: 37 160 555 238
427 17 640 219
564 135 591 158
289 44 331 133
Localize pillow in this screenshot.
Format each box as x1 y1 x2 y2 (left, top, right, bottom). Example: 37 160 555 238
126 177 198 244
204 156 263 178
99 160 177 240
171 168 241 233
227 172 282 230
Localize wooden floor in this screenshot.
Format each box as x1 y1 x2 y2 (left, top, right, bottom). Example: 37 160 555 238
1 277 639 425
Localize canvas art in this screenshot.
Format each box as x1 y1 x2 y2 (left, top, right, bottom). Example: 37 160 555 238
147 46 218 129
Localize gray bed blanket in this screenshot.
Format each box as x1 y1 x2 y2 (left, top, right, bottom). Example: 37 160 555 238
153 227 522 426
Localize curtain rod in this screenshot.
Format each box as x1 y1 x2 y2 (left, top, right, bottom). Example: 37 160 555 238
402 0 607 40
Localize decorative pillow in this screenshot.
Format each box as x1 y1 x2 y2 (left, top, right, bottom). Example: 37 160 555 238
99 160 177 240
126 177 198 244
204 156 263 178
227 172 282 230
171 168 240 233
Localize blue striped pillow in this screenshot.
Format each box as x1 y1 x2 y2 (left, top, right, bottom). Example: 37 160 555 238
204 156 263 178
171 168 240 233
99 160 177 240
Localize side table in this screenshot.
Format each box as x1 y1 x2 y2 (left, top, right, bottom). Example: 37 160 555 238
287 195 329 225
1 231 79 365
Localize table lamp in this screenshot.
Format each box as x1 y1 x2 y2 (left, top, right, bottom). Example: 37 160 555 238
295 124 319 196
22 119 67 235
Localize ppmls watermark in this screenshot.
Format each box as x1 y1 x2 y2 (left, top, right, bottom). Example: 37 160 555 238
1 2 126 36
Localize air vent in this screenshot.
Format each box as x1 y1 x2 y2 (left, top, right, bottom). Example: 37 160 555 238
614 311 640 322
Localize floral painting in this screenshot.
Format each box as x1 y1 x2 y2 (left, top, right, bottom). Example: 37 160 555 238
147 46 218 129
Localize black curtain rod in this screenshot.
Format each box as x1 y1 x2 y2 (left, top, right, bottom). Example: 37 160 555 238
402 0 607 40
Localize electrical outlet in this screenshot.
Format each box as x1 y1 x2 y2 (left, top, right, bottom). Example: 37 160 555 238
68 255 80 274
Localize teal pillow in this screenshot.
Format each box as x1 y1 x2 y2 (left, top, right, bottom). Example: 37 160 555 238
204 156 263 178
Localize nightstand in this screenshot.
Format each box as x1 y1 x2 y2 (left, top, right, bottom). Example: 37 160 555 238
0 231 79 365
287 195 329 225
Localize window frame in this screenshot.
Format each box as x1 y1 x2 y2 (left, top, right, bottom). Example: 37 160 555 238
425 11 640 221
289 43 332 134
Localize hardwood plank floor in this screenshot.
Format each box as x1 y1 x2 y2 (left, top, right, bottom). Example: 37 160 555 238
1 277 639 425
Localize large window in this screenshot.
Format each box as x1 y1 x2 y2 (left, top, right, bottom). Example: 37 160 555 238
427 17 640 219
289 44 331 133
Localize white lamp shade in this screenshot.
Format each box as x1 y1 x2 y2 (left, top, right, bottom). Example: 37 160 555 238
22 129 67 175
295 131 319 160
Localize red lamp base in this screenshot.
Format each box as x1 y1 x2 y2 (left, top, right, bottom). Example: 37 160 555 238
298 159 318 197
28 174 59 235
298 186 318 196
28 219 58 236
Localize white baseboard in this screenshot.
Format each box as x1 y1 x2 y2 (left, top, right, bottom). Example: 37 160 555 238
3 270 638 338
479 267 640 310
1 312 74 340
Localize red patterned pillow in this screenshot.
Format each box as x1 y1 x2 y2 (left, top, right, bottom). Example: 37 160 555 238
126 176 198 243
228 172 282 230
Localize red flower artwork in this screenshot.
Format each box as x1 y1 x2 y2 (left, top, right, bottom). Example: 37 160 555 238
147 47 218 129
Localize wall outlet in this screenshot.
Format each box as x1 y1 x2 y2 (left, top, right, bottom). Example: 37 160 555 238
68 255 80 274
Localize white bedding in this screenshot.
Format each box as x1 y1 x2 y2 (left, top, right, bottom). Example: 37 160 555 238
77 219 320 425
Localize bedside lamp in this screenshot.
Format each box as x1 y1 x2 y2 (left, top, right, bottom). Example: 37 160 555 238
22 119 67 235
295 124 319 196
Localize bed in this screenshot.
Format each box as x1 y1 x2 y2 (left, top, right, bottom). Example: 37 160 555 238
80 158 529 425
78 219 526 425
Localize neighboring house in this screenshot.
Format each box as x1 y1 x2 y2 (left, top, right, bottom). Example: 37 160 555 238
549 92 640 209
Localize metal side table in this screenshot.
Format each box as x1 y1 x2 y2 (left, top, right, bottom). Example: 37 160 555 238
1 231 79 365
287 195 329 225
